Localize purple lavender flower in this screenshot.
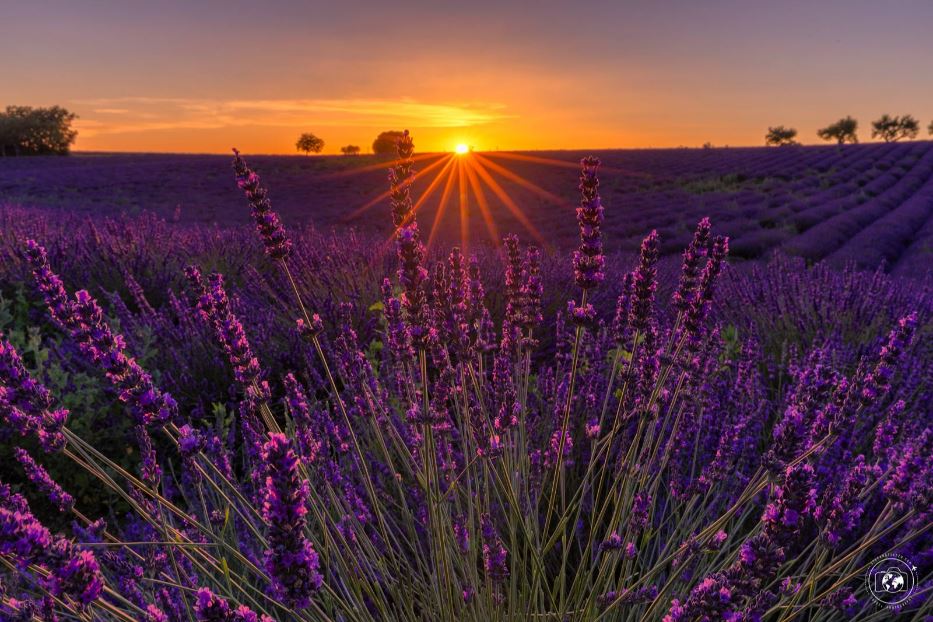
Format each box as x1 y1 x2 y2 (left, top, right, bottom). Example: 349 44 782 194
872 398 904 462
449 249 473 352
503 234 524 322
50 548 103 606
630 492 651 532
815 455 876 547
611 272 635 346
629 230 659 332
667 463 816 621
684 234 729 337
567 299 597 328
860 311 917 404
600 531 623 552
23 240 76 332
573 156 605 289
389 135 431 350
672 217 711 312
381 278 414 362
883 427 931 514
0 335 68 452
283 373 323 465
260 433 322 608
187 267 267 400
71 288 178 427
0 487 102 608
598 584 658 608
389 130 416 228
195 588 232 621
480 513 509 582
14 448 73 513
25 243 177 429
232 149 293 260
819 587 859 616
295 314 324 342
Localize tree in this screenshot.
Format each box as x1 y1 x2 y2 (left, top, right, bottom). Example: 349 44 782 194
765 125 798 146
928 120 933 136
340 145 361 156
816 116 858 144
0 105 78 156
870 114 920 142
372 130 406 156
295 133 324 155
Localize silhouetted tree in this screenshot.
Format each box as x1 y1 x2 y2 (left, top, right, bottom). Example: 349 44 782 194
296 132 325 155
0 105 78 156
816 116 858 144
765 126 798 146
372 130 406 156
928 120 933 136
340 145 361 156
871 114 919 142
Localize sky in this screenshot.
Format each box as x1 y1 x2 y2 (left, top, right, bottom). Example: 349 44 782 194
2 0 932 154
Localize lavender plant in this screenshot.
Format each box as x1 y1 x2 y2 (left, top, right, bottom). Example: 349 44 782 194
0 133 929 622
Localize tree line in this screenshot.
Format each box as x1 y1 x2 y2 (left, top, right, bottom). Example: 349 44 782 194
296 130 409 156
765 114 933 146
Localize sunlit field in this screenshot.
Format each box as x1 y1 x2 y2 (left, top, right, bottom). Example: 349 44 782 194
0 131 930 621
4 141 933 274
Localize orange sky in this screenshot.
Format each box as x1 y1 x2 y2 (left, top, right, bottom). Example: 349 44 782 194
3 1 933 154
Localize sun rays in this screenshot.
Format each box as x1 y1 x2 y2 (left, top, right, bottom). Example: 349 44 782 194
341 148 576 253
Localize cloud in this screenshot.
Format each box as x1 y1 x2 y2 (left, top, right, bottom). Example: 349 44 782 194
71 97 510 137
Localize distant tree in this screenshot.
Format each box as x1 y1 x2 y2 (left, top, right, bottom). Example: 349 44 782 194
296 132 325 155
765 125 798 146
816 116 858 144
372 130 406 156
340 144 361 156
0 105 78 156
870 114 920 142
928 119 933 136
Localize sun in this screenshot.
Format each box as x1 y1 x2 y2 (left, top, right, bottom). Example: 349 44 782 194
455 143 470 155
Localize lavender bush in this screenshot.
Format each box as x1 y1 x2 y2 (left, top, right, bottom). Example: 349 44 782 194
0 133 930 621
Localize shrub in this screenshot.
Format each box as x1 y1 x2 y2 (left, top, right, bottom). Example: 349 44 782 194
340 144 361 156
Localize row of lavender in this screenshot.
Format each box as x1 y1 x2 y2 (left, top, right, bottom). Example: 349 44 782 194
606 142 933 272
0 134 930 620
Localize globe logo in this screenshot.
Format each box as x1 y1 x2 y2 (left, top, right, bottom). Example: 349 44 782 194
866 554 917 608
880 570 904 593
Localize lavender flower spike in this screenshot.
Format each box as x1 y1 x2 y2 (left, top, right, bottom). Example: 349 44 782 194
573 156 606 290
194 588 273 622
390 130 431 349
14 448 74 512
629 230 659 332
24 241 177 429
480 513 509 582
261 433 322 609
232 148 293 260
0 335 68 452
672 217 711 312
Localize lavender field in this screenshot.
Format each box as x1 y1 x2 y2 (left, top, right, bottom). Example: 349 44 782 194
0 136 931 621
3 142 933 276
